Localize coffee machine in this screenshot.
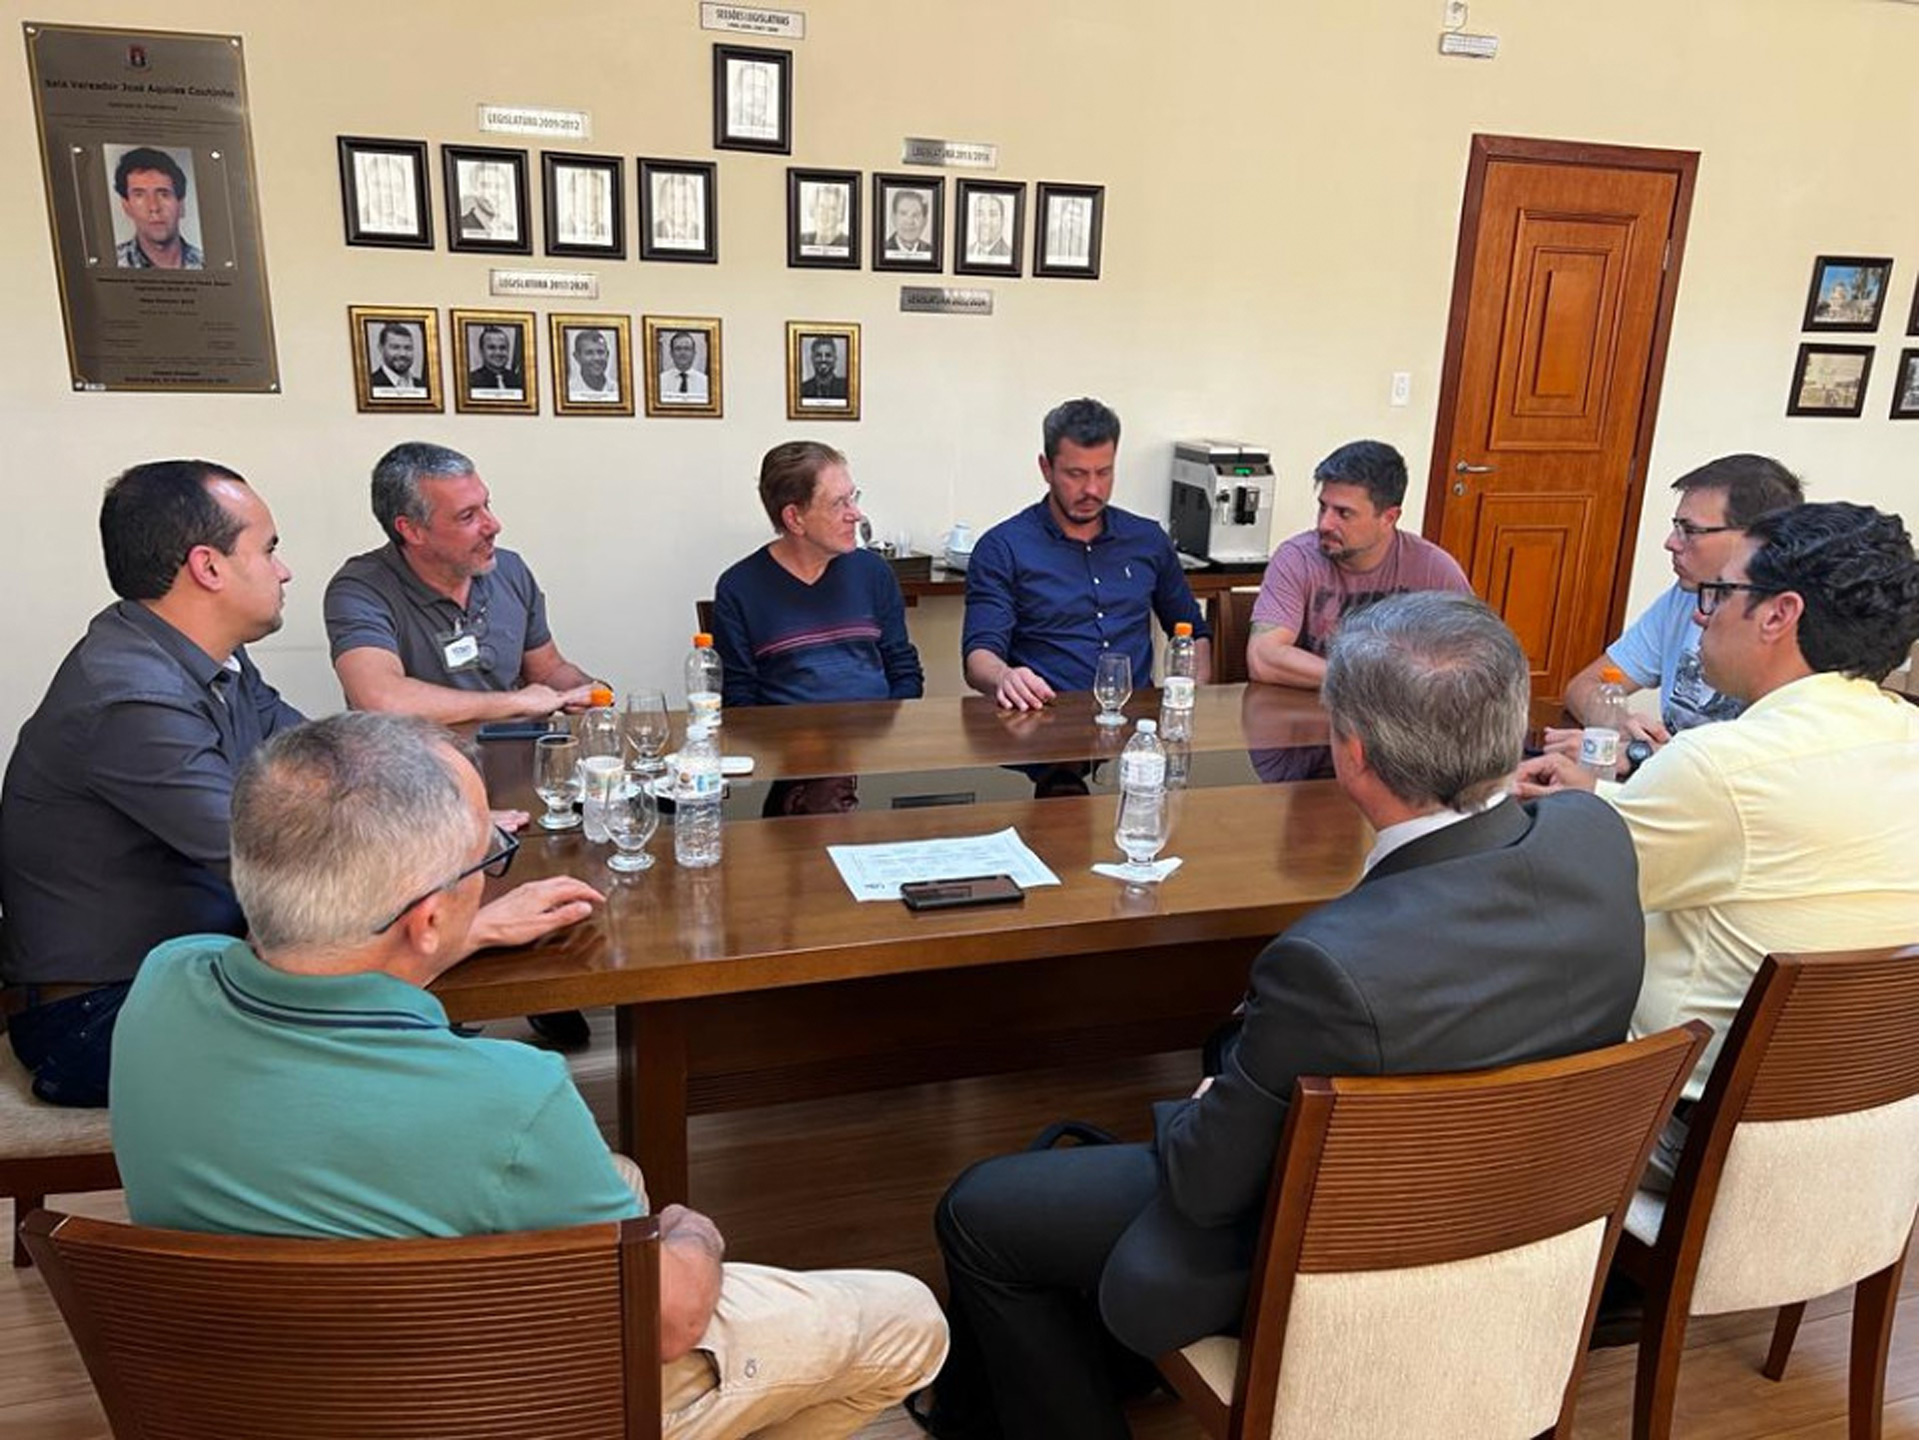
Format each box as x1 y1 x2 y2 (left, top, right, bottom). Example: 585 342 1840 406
1169 440 1274 566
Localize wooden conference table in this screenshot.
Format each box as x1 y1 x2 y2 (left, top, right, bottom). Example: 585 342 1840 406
436 684 1370 1203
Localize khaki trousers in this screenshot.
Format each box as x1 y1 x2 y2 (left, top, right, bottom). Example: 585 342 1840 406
609 1155 949 1440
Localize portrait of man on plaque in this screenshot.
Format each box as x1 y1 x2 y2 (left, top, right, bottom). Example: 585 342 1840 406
655 329 711 406
956 181 1024 278
366 319 428 395
465 323 526 399
565 327 622 404
444 147 531 254
349 305 443 413
643 315 723 418
104 142 205 270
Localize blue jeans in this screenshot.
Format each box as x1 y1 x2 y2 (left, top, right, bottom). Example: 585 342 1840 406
7 983 132 1107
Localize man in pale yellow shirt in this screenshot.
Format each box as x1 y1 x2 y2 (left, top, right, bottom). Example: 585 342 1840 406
1518 501 1918 1111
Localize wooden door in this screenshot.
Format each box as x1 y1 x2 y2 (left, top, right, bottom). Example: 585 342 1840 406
1424 136 1697 703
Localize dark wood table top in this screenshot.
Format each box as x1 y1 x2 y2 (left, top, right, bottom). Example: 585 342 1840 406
437 778 1369 1021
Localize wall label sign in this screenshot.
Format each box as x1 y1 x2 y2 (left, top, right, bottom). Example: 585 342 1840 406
477 104 591 140
899 286 993 316
901 137 997 170
490 268 598 299
700 4 806 40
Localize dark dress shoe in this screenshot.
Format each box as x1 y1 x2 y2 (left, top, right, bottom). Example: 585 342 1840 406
527 1009 592 1051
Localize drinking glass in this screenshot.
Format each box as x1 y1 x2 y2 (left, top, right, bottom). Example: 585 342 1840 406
578 705 621 764
605 779 660 872
579 754 625 843
1093 651 1133 727
1114 788 1171 882
623 690 671 776
533 734 582 830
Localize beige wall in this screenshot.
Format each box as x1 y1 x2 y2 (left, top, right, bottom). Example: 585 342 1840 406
2 0 1913 743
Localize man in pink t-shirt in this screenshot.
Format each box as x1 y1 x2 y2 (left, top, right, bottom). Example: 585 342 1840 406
1248 440 1471 688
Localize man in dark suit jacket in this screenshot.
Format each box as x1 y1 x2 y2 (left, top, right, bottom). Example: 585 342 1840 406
922 592 1646 1440
467 325 524 394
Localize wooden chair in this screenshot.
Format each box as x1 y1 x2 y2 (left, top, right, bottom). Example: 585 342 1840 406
0 1032 118 1268
1155 1023 1708 1440
23 1209 664 1439
1615 946 1918 1440
1209 588 1260 686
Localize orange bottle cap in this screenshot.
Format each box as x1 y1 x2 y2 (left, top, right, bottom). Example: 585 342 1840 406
694 633 714 647
589 685 614 707
1600 664 1626 684
1174 622 1193 638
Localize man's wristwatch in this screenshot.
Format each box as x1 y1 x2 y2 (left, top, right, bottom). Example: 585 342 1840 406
1622 738 1654 778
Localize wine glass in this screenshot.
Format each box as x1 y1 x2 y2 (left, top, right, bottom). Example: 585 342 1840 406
1093 651 1132 727
578 705 621 764
605 779 660 872
623 690 671 777
579 754 625 843
533 734 582 831
1114 786 1171 883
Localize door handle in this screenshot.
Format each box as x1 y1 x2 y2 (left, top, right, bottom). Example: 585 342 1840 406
1454 460 1496 474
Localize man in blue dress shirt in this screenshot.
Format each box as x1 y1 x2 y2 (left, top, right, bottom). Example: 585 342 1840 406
962 398 1210 709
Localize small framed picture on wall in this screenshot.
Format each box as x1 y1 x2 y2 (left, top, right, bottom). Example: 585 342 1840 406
1800 255 1893 332
337 138 432 249
443 145 532 255
541 151 623 259
1786 342 1873 418
1033 182 1105 279
639 159 718 263
786 320 860 421
1892 348 1918 420
788 168 860 270
643 315 723 419
872 174 943 272
955 179 1024 278
550 313 633 417
713 44 791 154
349 306 442 412
451 308 538 414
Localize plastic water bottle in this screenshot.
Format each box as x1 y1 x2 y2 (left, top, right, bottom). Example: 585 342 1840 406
1115 719 1170 875
686 633 723 734
1580 664 1630 781
1160 622 1198 741
673 721 724 869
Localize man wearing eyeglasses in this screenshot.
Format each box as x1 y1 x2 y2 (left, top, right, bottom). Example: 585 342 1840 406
1517 502 1917 1128
711 441 923 706
1546 455 1802 774
111 713 947 1439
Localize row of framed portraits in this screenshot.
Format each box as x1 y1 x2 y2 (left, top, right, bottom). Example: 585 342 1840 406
350 306 865 420
1787 343 1918 420
338 135 1104 279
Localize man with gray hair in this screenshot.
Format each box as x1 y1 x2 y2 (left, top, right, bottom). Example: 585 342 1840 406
919 592 1645 1440
324 442 601 725
111 713 947 1440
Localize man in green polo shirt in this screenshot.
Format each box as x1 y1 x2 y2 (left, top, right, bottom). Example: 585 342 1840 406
110 712 945 1437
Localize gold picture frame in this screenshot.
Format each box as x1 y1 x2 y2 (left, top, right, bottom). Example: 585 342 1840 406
348 305 443 413
450 308 538 415
550 313 634 417
785 320 860 422
643 315 724 418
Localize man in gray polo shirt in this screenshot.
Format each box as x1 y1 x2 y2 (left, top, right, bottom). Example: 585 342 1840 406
324 442 600 723
323 441 601 1048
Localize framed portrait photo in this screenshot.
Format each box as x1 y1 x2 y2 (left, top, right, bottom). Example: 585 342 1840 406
872 174 943 273
1786 342 1873 418
443 145 531 255
541 151 623 260
1800 255 1893 332
713 44 791 154
788 168 860 270
1892 348 1918 421
337 137 432 249
102 141 207 270
451 308 538 414
955 179 1025 278
549 313 633 417
348 306 442 413
639 159 718 263
786 321 860 422
1033 182 1105 280
643 315 723 419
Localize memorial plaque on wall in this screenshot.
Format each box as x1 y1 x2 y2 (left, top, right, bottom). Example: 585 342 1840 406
25 23 279 392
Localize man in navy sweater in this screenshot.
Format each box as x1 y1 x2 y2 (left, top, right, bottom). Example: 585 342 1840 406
712 442 924 706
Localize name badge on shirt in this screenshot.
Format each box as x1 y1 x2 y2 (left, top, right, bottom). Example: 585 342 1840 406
443 633 481 672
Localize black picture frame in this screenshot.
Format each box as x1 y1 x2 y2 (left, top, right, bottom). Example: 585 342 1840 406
1033 182 1105 280
540 151 624 260
1893 348 1918 421
442 144 532 255
713 44 792 154
1800 255 1893 332
1908 283 1917 337
1786 342 1874 418
871 174 944 273
337 137 432 249
954 179 1025 278
638 159 718 264
787 168 861 270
